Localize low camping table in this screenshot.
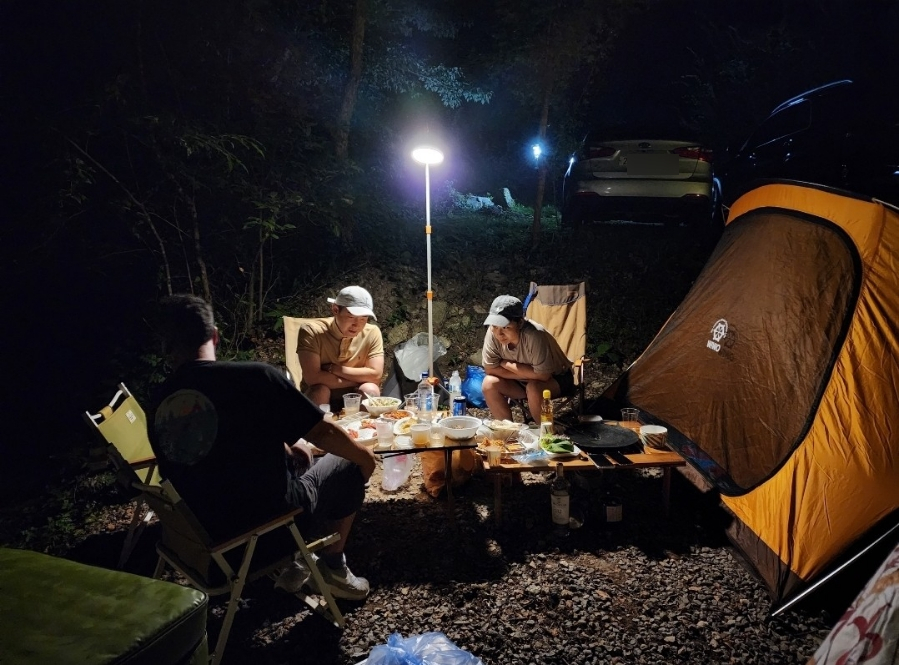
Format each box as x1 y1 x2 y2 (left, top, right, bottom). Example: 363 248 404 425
483 448 685 525
374 439 479 517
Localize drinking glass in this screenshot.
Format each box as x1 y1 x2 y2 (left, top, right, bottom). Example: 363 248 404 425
343 393 362 415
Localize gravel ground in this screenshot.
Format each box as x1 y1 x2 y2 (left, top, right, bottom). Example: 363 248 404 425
197 449 834 665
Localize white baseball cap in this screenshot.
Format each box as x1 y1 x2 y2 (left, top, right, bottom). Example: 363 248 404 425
327 286 377 321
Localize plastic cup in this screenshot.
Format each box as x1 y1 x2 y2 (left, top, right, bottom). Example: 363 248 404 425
620 407 640 433
374 419 394 442
410 423 430 447
404 394 419 412
343 393 362 415
429 425 445 447
485 446 503 466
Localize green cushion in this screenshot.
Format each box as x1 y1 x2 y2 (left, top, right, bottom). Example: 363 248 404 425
0 548 208 665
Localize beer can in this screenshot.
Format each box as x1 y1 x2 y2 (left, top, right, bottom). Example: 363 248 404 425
452 395 467 416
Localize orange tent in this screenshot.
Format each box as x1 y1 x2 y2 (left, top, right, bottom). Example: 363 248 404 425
602 182 899 609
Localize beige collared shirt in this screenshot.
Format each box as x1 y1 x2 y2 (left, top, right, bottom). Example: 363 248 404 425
296 318 384 388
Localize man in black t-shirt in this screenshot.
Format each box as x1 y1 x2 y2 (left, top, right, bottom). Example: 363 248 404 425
149 294 377 600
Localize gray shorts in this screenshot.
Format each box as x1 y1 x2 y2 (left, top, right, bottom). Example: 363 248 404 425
285 454 365 526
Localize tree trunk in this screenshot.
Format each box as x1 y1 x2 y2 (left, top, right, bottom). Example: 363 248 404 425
531 87 552 247
334 0 367 161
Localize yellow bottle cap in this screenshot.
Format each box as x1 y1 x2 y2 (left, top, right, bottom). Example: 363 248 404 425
543 389 551 399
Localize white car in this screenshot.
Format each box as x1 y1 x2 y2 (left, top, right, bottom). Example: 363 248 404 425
562 128 717 228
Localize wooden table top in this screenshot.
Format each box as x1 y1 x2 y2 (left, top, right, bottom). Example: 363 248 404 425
483 448 684 472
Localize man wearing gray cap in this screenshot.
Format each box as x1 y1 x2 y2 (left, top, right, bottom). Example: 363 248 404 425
481 294 573 422
298 286 385 411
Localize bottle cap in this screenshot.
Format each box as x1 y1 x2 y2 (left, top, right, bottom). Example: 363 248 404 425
543 389 551 399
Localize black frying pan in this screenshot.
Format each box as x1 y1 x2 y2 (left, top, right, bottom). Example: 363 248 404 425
563 422 641 451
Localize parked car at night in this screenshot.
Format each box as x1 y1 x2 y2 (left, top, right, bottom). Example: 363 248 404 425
561 126 717 228
718 79 899 217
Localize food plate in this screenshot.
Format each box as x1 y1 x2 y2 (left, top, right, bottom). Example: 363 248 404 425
338 419 377 444
393 417 416 436
540 443 582 459
380 409 413 421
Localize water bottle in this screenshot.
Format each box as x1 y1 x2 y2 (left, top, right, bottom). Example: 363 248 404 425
551 462 570 538
417 372 434 422
448 370 462 400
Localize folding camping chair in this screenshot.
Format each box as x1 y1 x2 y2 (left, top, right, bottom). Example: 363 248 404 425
518 281 589 420
83 383 160 568
133 478 344 665
283 316 313 389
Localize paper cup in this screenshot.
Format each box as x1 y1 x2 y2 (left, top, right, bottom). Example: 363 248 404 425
485 446 503 466
639 425 669 451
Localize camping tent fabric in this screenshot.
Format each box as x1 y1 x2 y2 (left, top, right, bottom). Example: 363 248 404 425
602 183 899 606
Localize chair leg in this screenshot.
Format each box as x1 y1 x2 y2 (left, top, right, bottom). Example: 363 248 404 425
288 523 345 628
153 554 166 579
118 504 154 569
209 535 258 665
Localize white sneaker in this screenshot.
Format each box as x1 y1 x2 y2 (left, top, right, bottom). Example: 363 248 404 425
274 560 311 593
307 557 370 600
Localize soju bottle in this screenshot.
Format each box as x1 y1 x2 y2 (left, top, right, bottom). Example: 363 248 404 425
551 462 570 538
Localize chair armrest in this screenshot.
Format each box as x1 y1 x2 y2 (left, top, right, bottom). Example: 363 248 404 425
210 507 305 554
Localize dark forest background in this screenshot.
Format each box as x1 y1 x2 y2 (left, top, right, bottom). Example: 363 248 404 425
2 0 897 486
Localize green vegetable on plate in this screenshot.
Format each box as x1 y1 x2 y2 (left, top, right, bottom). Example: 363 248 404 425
539 435 575 454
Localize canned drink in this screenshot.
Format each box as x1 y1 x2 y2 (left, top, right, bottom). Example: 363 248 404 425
452 396 467 417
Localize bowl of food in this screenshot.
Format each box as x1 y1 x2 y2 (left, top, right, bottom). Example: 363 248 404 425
362 396 403 417
484 418 522 442
439 415 482 440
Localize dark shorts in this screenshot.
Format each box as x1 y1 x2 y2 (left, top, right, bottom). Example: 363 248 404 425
516 370 575 396
285 454 365 528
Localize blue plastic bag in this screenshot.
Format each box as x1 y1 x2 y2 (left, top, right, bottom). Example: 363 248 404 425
461 365 486 409
365 632 483 665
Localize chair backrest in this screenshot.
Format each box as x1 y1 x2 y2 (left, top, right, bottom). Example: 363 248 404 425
283 317 317 390
524 282 587 369
83 383 160 485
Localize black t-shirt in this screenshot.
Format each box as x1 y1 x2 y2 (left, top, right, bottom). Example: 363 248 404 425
149 360 322 540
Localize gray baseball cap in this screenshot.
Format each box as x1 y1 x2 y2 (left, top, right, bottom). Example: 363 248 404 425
483 295 523 327
327 285 377 321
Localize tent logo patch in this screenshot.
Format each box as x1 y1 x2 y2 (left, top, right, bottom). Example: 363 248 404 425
707 319 729 352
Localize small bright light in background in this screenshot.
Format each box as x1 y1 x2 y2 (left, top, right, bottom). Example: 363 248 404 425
532 144 542 160
411 143 445 377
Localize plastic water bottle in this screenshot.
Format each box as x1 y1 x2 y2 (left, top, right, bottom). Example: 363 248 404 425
448 370 462 399
417 372 434 421
551 462 570 538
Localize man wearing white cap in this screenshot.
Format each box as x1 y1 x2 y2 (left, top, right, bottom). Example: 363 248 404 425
297 286 384 411
481 294 572 422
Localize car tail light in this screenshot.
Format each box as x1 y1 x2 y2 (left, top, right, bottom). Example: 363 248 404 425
584 146 615 159
673 146 713 162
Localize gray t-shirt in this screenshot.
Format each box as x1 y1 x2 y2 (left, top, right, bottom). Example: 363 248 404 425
482 319 572 376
